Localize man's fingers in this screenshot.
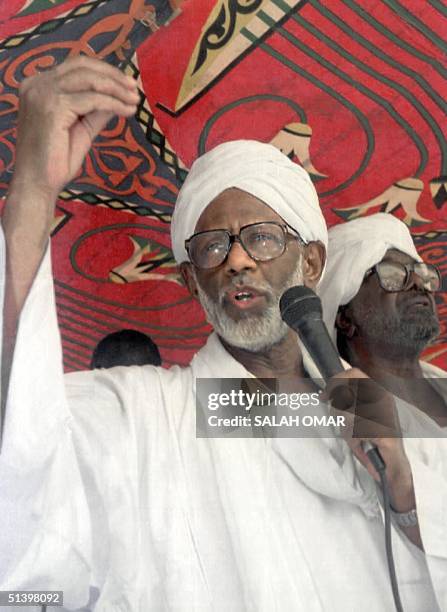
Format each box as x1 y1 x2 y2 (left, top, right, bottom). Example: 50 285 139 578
327 377 401 437
67 110 115 172
353 414 400 439
67 92 137 120
53 55 138 88
347 440 381 482
57 70 140 106
19 70 139 125
79 111 114 141
324 382 356 412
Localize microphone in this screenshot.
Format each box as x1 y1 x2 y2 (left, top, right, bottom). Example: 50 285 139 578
279 286 385 470
279 285 344 379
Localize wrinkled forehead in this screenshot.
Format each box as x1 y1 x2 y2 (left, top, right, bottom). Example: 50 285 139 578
193 187 287 234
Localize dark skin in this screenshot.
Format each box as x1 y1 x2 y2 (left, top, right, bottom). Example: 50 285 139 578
180 188 325 380
337 249 447 426
1 59 423 550
180 190 423 547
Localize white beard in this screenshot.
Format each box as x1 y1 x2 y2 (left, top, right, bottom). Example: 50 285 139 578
193 254 304 352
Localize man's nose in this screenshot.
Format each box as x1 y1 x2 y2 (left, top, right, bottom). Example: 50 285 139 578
406 269 428 292
224 240 257 274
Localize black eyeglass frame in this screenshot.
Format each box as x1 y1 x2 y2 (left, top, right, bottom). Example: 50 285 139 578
364 261 441 293
184 221 307 270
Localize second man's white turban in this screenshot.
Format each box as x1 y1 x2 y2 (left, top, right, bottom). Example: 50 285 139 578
318 213 421 340
170 140 328 264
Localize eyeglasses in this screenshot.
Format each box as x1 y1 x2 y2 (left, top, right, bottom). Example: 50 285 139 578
365 261 441 293
185 221 306 270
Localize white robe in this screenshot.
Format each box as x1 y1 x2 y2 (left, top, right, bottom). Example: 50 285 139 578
1 233 447 612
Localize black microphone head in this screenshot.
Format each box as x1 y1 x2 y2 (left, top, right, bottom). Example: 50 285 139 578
279 286 322 326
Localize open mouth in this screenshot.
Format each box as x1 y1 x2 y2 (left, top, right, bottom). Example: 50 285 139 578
235 291 254 301
225 287 267 310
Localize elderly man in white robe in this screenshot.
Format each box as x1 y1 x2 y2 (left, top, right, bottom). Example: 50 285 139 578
0 57 447 611
319 213 447 428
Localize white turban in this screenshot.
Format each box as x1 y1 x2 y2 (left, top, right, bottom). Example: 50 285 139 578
171 140 328 264
318 213 421 340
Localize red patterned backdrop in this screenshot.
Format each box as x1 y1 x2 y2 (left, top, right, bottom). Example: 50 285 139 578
0 0 446 371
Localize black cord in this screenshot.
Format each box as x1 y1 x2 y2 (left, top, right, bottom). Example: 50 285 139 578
366 447 404 612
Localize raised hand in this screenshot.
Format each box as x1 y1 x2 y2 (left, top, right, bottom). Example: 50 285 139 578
11 55 139 202
1 56 140 390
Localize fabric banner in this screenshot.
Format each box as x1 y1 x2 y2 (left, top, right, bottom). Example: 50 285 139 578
0 0 446 370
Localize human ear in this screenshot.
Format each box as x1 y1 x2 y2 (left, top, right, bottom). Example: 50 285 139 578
335 306 357 339
179 262 199 298
302 242 326 290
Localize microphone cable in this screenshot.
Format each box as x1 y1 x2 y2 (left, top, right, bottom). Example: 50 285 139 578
365 445 404 612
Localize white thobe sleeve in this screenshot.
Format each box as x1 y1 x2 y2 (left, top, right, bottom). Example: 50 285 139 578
403 436 447 611
0 227 124 610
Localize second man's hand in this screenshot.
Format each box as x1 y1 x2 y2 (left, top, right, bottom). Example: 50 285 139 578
325 369 423 548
